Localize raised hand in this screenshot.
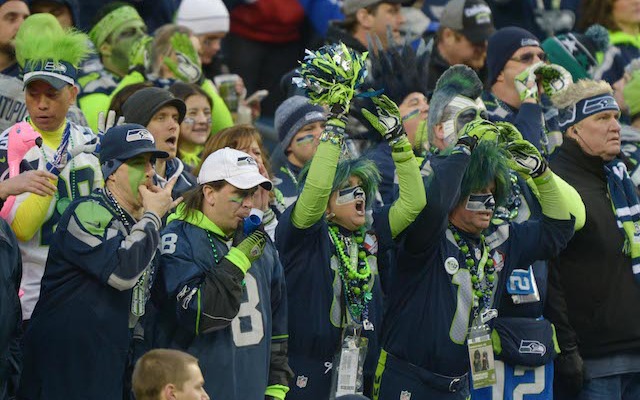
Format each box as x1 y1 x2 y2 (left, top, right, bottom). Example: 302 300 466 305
361 94 406 145
505 139 547 178
164 32 202 84
495 121 523 144
128 34 152 74
139 177 183 219
515 61 545 102
232 219 268 263
536 63 572 96
459 119 500 143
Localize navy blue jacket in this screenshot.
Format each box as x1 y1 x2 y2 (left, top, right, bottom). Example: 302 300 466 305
382 149 575 377
0 218 21 400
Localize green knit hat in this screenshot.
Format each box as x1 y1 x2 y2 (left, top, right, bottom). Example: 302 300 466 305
541 25 609 82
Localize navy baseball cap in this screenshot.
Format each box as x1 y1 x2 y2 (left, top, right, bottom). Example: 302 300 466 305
99 123 169 178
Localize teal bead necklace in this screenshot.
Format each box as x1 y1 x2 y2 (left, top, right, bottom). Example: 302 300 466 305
449 223 496 318
206 231 220 264
328 224 373 321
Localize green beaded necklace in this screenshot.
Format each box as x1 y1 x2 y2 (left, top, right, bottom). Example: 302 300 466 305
206 231 221 264
328 224 373 321
449 223 496 319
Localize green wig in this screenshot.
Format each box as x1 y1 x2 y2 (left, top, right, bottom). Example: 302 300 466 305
298 157 381 209
459 141 512 207
15 13 91 69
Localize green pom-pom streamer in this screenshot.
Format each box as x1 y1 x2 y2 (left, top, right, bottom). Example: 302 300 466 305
293 42 368 113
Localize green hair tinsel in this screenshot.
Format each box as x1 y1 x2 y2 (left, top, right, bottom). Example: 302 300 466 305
460 140 512 206
15 13 91 68
293 42 368 112
298 157 381 209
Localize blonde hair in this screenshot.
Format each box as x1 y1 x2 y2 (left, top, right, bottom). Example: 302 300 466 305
552 79 613 110
132 349 199 400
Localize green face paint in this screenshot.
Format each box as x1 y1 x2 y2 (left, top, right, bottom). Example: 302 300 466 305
126 156 149 199
229 196 244 204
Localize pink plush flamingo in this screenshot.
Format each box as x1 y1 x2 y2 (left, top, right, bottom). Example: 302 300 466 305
0 122 42 220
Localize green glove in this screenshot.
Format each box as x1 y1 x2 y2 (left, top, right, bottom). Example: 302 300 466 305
234 228 268 264
459 118 500 142
128 35 152 74
514 61 544 102
163 32 203 84
506 139 548 178
361 94 406 145
495 121 523 145
536 63 573 96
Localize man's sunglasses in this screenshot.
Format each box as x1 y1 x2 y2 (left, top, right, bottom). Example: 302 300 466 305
510 52 547 64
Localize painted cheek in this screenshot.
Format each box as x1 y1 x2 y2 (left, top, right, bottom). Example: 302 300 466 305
128 163 147 198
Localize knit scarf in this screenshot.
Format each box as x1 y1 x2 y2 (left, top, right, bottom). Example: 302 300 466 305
605 159 640 282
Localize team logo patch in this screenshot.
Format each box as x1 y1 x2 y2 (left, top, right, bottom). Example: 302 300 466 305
521 38 540 47
400 390 412 400
519 340 546 356
237 156 256 167
445 257 459 275
582 95 618 115
43 61 67 73
296 375 308 388
126 128 154 143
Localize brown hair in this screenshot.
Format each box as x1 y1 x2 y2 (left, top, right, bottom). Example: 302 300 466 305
340 3 381 34
194 124 273 178
169 82 213 108
578 0 617 31
132 349 199 400
178 180 226 222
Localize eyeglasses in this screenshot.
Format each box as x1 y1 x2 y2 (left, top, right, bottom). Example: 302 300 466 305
509 51 547 64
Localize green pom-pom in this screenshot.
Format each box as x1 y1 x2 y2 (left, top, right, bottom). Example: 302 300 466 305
358 250 366 259
352 287 361 295
466 259 475 267
294 42 368 110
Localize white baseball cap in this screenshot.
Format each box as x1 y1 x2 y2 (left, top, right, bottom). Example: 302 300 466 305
198 147 273 190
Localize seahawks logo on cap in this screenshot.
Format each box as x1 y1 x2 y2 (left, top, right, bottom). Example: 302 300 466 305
521 38 540 47
43 61 67 73
237 156 257 167
126 128 155 143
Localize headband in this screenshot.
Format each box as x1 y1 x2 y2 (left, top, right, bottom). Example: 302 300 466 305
557 94 620 132
89 5 144 48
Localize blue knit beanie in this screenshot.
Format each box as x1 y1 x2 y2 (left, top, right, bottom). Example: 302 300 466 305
275 96 326 149
486 26 541 86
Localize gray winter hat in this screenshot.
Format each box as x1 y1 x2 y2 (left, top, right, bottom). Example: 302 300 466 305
274 96 326 151
122 87 186 127
427 64 483 140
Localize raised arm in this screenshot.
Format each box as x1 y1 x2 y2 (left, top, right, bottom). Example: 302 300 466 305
290 116 343 229
361 94 425 238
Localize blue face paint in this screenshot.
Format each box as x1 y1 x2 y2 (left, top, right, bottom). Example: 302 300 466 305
295 134 316 145
336 186 365 205
466 193 496 212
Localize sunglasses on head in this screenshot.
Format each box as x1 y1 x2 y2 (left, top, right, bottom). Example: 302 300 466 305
510 51 547 64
